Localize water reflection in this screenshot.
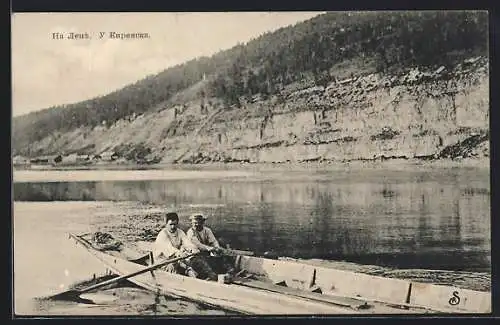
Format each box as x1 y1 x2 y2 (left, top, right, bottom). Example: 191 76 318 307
13 169 490 272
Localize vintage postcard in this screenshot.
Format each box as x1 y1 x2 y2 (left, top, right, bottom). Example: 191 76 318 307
11 11 491 316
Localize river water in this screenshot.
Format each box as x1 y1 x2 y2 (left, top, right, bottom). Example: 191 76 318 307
12 166 491 315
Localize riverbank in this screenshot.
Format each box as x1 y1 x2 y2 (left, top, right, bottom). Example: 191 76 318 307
13 160 490 185
13 157 490 179
14 54 489 168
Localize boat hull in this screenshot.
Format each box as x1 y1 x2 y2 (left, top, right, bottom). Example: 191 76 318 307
67 234 491 314
68 234 359 315
237 255 491 314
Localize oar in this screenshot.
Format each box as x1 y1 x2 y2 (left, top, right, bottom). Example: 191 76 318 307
220 248 254 256
48 252 199 302
217 247 280 259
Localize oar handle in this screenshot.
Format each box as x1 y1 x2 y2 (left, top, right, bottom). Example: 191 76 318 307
78 252 198 294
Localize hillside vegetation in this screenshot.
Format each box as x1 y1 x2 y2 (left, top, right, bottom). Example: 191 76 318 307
12 11 489 164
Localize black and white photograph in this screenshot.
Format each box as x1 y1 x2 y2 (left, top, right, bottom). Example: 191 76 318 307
11 11 491 315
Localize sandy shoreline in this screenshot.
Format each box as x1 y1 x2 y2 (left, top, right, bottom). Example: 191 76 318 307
12 158 490 184
13 169 255 183
14 157 489 172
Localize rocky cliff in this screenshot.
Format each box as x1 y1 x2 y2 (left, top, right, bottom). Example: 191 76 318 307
23 55 489 165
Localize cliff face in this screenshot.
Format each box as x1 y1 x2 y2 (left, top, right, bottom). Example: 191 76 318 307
24 56 489 165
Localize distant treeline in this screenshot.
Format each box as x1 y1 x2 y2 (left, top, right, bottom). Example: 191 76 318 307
208 11 487 106
13 11 487 155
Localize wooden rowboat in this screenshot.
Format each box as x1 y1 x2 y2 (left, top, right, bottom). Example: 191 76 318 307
67 233 491 315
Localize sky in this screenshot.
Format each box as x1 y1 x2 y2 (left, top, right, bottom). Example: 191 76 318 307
11 12 322 117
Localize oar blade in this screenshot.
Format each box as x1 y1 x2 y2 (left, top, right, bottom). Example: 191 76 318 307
45 252 198 303
43 290 95 304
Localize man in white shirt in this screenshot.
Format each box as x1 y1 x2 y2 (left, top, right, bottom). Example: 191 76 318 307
186 213 235 274
154 212 216 280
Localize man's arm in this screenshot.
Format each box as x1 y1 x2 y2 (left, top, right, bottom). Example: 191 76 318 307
205 228 221 248
187 228 213 251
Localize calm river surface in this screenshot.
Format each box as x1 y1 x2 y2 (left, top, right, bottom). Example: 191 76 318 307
13 166 491 315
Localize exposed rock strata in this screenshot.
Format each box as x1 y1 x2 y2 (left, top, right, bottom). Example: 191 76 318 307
24 57 489 165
